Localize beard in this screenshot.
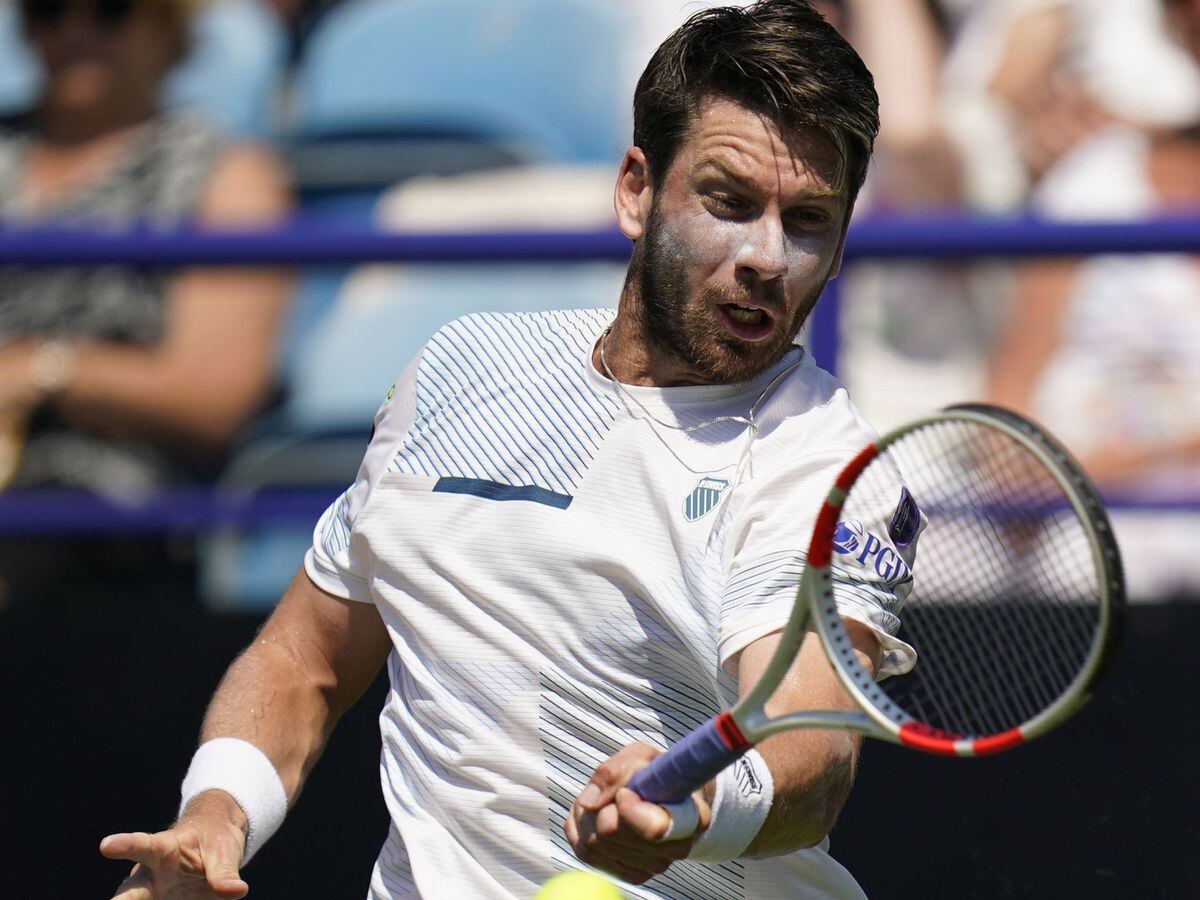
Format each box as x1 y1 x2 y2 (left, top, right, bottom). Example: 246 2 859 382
631 200 826 384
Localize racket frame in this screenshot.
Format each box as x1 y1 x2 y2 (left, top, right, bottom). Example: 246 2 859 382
627 404 1124 805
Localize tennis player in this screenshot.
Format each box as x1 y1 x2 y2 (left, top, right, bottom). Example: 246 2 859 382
102 2 919 897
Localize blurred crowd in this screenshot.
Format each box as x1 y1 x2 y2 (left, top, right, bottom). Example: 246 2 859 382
0 0 1198 609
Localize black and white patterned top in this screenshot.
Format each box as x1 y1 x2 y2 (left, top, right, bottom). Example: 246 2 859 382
0 112 223 342
0 112 224 492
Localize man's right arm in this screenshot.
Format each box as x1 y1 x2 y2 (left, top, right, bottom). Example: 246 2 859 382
100 567 391 899
197 567 391 802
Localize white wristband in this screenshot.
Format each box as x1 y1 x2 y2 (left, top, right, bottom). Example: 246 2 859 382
687 749 774 863
179 738 288 864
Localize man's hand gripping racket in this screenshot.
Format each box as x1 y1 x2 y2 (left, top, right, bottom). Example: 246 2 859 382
628 403 1124 832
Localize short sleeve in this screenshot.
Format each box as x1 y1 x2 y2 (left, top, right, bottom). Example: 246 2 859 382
304 348 423 601
717 449 922 680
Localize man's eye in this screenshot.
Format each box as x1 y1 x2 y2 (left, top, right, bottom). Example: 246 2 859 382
707 193 747 214
789 209 833 227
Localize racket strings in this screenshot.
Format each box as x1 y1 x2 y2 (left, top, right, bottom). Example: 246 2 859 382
918 423 1098 730
842 419 1104 738
902 426 1074 719
912 445 1090 711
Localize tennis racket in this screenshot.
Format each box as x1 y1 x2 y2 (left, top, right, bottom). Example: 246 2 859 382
628 403 1124 810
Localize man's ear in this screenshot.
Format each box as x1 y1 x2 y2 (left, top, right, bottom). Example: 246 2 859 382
614 147 654 241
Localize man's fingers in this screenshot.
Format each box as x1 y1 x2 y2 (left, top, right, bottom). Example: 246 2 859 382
202 835 250 899
577 762 626 810
207 873 249 900
565 804 582 846
586 833 690 869
99 833 140 859
99 832 169 868
208 869 248 890
101 824 249 899
589 799 689 856
614 788 673 841
571 799 691 865
580 744 659 811
208 876 250 900
586 848 667 886
205 853 244 883
109 866 152 900
576 780 611 811
570 747 690 881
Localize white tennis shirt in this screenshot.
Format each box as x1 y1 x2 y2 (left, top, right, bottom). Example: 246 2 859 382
305 309 916 899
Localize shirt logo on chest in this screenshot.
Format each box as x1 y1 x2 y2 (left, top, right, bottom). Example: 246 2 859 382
683 476 730 522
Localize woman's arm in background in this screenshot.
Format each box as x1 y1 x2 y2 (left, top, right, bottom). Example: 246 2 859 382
1 144 293 458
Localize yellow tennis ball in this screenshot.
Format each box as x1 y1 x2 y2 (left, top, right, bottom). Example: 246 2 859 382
534 870 624 899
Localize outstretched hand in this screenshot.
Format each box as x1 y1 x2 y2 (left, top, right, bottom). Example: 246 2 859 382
100 792 249 900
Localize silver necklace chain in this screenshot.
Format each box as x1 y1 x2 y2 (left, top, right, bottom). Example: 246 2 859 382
597 323 800 438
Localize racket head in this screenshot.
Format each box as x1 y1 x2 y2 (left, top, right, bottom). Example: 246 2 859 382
806 404 1124 756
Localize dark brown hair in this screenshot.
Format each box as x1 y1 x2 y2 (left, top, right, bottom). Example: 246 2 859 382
633 0 879 202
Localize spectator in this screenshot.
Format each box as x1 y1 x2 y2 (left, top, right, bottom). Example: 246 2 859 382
987 1 1200 598
0 0 292 610
988 0 1200 487
844 0 1199 430
840 0 963 209
942 0 1200 211
986 119 1200 491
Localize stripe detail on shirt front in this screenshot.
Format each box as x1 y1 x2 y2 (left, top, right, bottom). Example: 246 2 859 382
389 310 619 497
432 476 573 509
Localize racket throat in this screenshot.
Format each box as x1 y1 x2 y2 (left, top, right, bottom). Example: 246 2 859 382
714 711 752 752
747 709 881 741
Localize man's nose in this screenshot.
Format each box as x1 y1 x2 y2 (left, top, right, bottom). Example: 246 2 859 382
733 215 788 283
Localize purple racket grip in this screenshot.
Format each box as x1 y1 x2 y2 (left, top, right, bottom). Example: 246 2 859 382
628 715 747 804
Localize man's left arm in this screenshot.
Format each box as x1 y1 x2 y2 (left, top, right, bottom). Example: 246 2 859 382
738 619 881 856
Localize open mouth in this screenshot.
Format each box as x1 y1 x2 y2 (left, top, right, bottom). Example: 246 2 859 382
716 302 776 341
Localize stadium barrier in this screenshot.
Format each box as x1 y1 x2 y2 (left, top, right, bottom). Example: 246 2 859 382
6 215 1200 267
1 214 1198 532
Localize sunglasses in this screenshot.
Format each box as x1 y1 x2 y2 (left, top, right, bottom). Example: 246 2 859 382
19 0 140 28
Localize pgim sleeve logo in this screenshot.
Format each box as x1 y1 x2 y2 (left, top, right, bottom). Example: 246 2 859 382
832 517 915 588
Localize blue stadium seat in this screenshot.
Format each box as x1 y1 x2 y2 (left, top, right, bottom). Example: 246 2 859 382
0 0 287 137
0 4 38 115
289 0 626 163
164 0 289 138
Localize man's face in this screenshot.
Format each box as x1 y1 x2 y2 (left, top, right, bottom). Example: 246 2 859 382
634 97 850 384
